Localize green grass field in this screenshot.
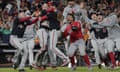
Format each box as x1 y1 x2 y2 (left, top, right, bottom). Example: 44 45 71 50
0 67 120 72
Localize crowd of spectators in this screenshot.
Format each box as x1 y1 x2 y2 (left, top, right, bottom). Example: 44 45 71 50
0 0 120 43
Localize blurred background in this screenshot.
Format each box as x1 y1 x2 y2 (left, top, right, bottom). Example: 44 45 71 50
0 0 120 67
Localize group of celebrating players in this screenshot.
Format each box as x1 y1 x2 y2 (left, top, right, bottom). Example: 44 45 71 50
9 0 120 72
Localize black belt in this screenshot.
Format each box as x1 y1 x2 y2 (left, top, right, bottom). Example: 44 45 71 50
96 36 108 39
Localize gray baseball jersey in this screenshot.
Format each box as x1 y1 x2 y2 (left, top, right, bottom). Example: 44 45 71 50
63 4 81 22
100 13 120 52
99 13 120 39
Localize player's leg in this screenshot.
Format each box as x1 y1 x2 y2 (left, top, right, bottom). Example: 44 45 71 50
91 39 101 64
49 30 69 66
63 36 70 67
78 39 91 69
10 36 23 59
34 28 48 66
48 48 57 67
18 41 28 72
10 36 24 68
64 36 70 53
97 39 107 68
91 39 102 68
60 26 71 67
67 42 77 70
114 38 120 63
38 28 48 54
50 30 66 67
104 39 116 68
115 38 120 52
28 39 35 69
47 31 57 68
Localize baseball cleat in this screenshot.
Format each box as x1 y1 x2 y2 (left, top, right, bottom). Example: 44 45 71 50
51 66 57 70
29 65 33 70
70 65 76 71
19 69 25 72
98 64 102 69
37 65 47 71
61 59 69 66
31 63 38 69
12 63 18 70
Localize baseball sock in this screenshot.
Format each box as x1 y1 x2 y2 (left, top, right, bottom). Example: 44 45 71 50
108 52 116 66
69 56 75 66
83 54 91 67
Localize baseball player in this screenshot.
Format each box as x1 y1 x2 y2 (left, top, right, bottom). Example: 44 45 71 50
61 13 75 52
60 13 77 68
23 16 39 69
10 11 38 72
39 4 69 67
80 9 104 68
84 9 116 68
63 18 92 70
10 12 31 70
80 7 117 69
63 0 81 22
32 3 51 70
32 3 59 70
90 21 109 69
99 8 119 69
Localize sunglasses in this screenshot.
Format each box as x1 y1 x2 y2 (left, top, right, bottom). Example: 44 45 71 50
96 13 104 16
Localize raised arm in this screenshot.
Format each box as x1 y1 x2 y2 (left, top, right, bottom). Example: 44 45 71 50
19 16 31 22
28 17 39 25
100 14 118 27
80 9 94 24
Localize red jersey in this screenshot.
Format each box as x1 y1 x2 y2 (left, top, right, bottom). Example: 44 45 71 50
63 21 84 43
